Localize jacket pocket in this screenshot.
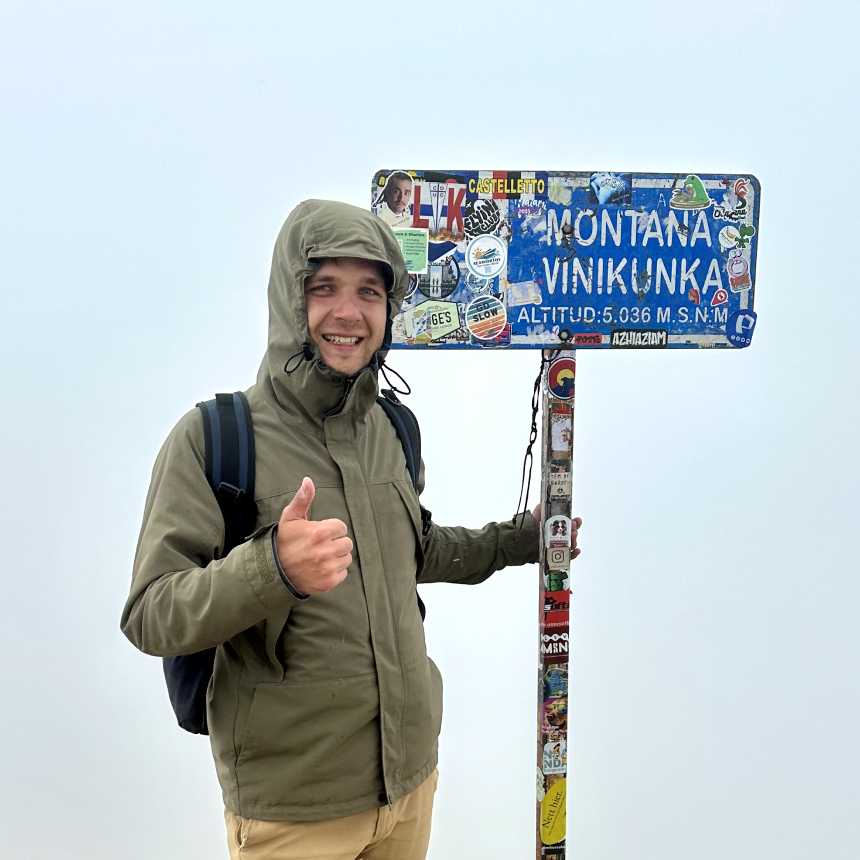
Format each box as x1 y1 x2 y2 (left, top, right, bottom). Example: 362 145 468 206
236 672 383 808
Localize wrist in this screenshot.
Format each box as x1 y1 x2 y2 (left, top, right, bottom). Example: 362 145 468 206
270 525 310 600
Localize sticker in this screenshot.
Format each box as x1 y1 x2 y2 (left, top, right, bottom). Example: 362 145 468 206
544 570 569 592
473 322 511 347
549 463 571 500
465 295 507 340
463 198 504 239
540 777 567 845
670 174 714 210
392 227 429 275
547 176 573 206
718 225 742 252
536 767 546 802
589 171 631 205
543 739 567 775
550 409 572 456
504 279 542 307
463 272 493 295
415 256 460 300
610 329 668 348
711 287 728 307
406 301 461 343
414 178 467 246
373 171 414 228
727 250 752 292
545 515 571 547
541 629 569 656
517 199 546 219
544 590 570 623
465 234 507 279
544 663 568 699
726 309 757 348
688 287 701 305
713 177 750 222
547 356 576 400
467 173 545 198
574 333 602 346
542 697 568 735
442 327 471 345
547 546 570 571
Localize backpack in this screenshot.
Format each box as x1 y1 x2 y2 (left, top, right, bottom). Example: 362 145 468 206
162 388 425 735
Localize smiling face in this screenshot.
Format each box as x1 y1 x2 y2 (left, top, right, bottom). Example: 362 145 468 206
304 258 389 376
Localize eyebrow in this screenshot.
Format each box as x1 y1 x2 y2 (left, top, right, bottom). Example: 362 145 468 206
306 274 386 288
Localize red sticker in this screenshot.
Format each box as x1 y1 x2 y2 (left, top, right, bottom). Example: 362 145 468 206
711 287 728 307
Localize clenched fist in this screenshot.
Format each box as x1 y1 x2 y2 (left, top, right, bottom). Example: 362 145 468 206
275 477 352 595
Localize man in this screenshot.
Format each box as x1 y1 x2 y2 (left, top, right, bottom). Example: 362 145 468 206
122 200 576 859
376 171 413 227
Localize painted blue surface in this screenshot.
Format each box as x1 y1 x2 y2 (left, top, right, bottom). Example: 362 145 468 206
371 170 761 349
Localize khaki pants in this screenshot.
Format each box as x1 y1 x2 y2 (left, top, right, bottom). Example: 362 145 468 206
224 770 438 860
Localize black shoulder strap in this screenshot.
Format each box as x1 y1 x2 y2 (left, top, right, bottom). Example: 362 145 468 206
377 389 421 490
197 392 256 557
377 388 429 621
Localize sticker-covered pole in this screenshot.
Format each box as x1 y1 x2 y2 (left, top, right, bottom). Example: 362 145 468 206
536 347 575 858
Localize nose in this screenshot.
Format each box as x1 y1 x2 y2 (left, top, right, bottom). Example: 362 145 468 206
332 291 362 323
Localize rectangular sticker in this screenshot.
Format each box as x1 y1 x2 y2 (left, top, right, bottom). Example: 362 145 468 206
392 227 429 275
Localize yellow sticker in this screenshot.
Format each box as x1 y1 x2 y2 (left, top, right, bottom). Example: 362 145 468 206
540 777 566 845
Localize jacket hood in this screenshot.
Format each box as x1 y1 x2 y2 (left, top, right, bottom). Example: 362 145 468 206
258 199 409 424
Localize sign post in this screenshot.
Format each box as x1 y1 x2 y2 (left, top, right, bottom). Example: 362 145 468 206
536 346 575 857
371 169 761 857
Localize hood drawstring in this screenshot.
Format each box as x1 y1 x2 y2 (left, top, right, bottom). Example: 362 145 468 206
284 342 315 374
514 351 556 529
379 360 411 396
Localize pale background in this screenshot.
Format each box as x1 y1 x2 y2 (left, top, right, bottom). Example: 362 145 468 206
2 1 858 858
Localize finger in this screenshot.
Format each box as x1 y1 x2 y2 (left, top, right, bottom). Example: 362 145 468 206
318 567 349 592
317 518 348 540
330 568 350 589
330 536 353 558
572 548 581 559
572 517 582 530
281 477 316 522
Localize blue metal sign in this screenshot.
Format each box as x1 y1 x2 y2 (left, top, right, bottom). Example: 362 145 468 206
371 170 761 349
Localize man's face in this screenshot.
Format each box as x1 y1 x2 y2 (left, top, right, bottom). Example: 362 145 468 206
304 258 388 376
386 177 412 214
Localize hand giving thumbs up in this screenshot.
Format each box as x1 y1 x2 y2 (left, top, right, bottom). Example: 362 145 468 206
275 477 352 595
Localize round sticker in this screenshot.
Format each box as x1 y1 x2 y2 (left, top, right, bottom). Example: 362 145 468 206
547 357 576 400
465 295 507 340
465 234 507 279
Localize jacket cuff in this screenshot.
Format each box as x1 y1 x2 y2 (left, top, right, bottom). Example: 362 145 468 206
271 525 310 600
499 511 541 566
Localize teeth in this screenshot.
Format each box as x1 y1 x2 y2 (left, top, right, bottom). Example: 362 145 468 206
324 335 359 345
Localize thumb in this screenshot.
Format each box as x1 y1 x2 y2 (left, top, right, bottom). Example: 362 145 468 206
280 477 315 523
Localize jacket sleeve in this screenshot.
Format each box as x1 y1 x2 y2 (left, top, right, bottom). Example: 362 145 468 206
121 408 304 657
414 459 540 586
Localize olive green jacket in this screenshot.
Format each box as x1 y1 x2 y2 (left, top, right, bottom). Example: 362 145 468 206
121 200 540 822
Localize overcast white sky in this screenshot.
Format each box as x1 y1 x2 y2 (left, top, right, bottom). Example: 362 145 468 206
2 1 858 858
